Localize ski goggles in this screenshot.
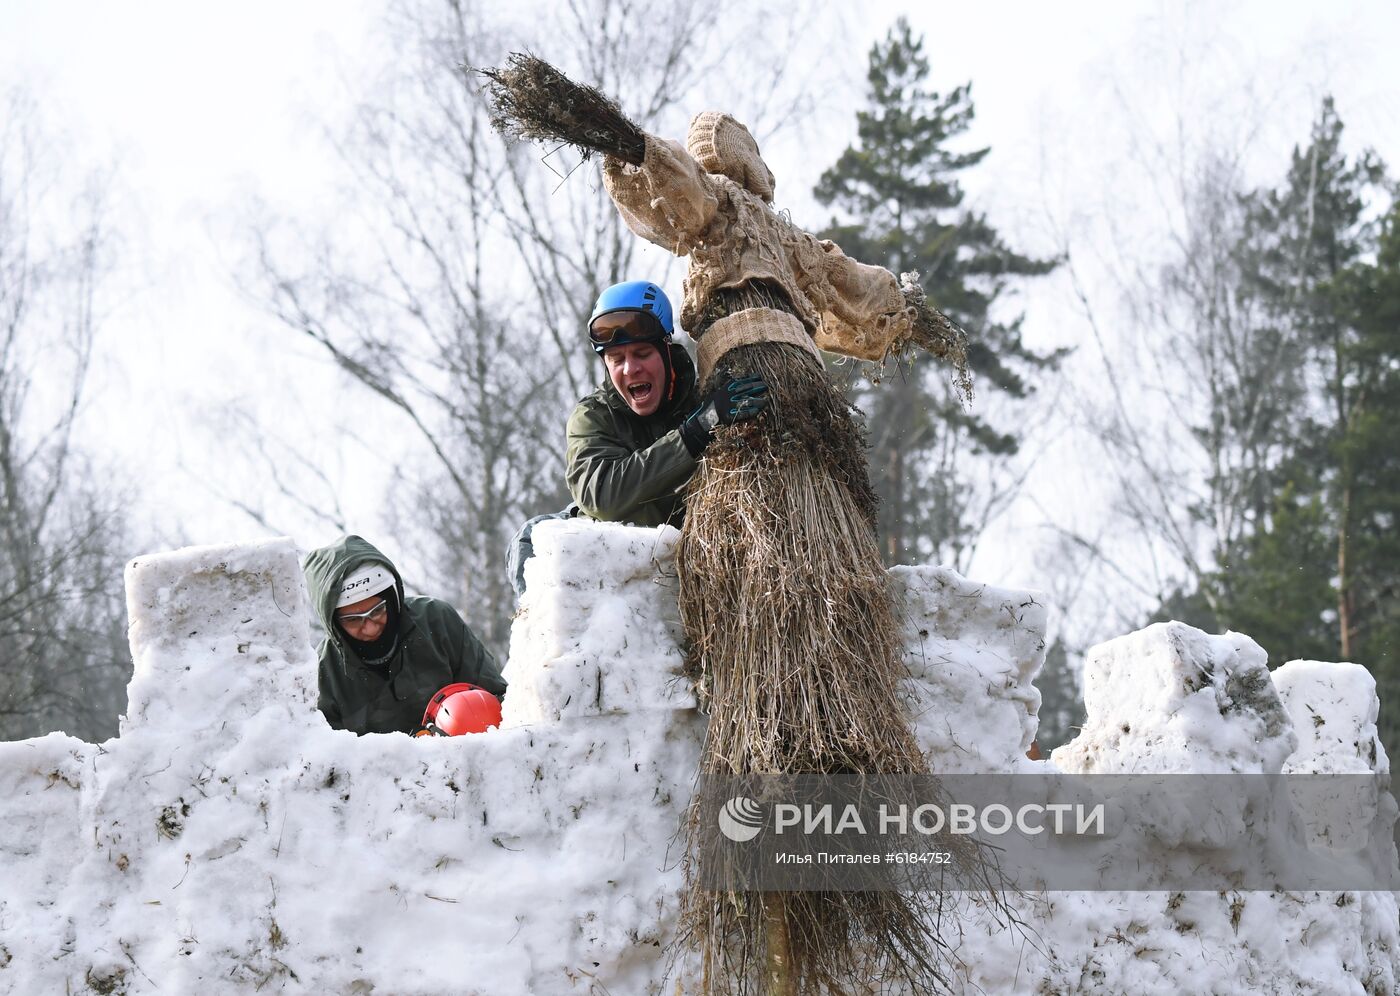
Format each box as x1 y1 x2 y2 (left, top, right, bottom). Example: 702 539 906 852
589 310 667 350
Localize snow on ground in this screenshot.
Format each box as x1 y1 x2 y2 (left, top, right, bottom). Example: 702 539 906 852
0 521 1396 994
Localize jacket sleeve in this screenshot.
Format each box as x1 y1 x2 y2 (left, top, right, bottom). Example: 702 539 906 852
447 613 508 699
565 404 697 523
316 645 347 731
601 135 719 255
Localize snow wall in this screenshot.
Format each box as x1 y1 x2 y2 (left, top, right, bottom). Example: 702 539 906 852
0 520 1396 994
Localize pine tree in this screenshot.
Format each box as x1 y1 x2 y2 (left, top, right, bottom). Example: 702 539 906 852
1323 202 1400 751
1210 99 1387 636
1163 100 1398 756
1213 480 1338 662
814 18 1058 568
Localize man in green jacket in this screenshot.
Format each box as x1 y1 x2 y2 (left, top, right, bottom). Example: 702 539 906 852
303 535 506 736
510 280 771 598
564 280 769 528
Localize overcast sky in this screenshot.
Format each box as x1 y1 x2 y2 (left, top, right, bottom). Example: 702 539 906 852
3 1 1397 613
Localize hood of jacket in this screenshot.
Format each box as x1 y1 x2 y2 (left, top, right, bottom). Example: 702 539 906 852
302 535 408 654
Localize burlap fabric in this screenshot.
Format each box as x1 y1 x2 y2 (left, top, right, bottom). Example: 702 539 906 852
686 112 775 203
695 308 821 383
602 118 918 364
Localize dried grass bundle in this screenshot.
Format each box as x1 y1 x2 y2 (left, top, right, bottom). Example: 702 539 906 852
677 342 1003 994
691 889 966 996
678 344 901 767
476 53 646 165
899 272 974 406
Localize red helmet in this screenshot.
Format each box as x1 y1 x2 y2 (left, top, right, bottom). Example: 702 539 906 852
419 683 503 736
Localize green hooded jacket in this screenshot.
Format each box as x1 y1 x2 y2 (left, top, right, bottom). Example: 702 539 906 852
565 342 702 528
302 535 506 736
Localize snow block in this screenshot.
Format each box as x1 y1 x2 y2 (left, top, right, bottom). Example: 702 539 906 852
0 733 94 977
122 537 318 734
505 520 695 725
1276 659 1389 775
1052 621 1296 774
892 565 1047 772
1275 660 1397 856
969 888 1400 995
958 633 1400 994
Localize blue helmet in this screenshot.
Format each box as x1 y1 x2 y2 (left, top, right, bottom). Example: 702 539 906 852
588 280 675 354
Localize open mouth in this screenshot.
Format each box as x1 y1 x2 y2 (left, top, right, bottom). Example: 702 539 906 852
627 382 655 405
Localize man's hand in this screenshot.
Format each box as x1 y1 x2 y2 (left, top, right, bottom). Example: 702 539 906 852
679 374 770 456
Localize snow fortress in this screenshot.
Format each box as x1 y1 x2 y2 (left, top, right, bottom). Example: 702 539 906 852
0 520 1396 994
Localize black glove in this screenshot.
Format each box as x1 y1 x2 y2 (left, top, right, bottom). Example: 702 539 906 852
678 374 770 456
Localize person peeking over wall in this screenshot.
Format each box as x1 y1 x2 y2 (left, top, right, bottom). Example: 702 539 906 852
303 534 506 736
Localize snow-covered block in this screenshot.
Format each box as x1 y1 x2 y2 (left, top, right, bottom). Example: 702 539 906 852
0 733 93 974
1275 660 1396 855
1053 621 1296 774
505 519 695 726
891 566 1047 772
1275 660 1388 775
970 888 1400 995
122 537 318 734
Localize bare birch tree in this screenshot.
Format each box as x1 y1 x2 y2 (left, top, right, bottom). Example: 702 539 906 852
240 0 834 651
0 91 132 741
1035 21 1383 664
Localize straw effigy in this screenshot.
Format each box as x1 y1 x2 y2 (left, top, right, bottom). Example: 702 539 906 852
677 336 993 996
481 55 1001 994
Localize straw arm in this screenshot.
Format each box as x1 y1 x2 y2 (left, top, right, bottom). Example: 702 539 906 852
477 53 647 166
